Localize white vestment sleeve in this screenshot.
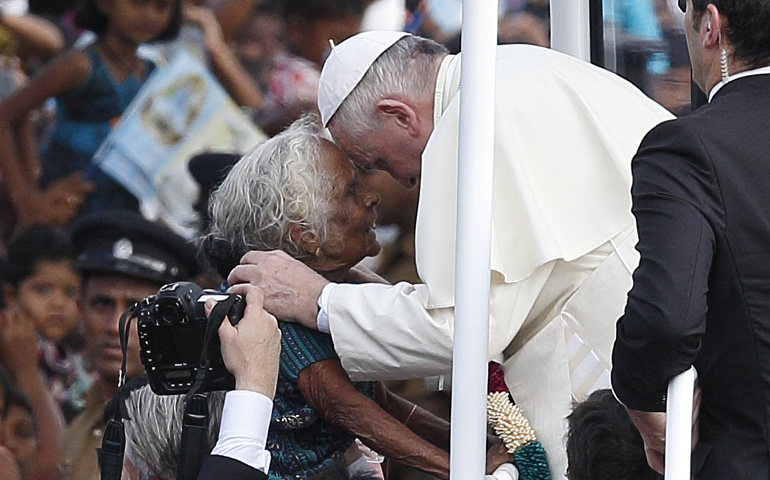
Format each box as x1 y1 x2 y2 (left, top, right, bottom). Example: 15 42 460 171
316 282 337 333
210 390 273 473
327 281 456 381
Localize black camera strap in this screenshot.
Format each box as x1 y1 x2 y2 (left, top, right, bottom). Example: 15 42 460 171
183 295 238 401
176 295 238 480
98 302 141 480
177 393 209 480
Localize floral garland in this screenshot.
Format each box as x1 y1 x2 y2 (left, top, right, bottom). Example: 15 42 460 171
487 362 551 480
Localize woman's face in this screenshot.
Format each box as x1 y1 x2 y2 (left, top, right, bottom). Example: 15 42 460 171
316 140 381 271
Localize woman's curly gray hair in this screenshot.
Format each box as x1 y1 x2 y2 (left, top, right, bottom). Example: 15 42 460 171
123 385 225 480
204 116 333 273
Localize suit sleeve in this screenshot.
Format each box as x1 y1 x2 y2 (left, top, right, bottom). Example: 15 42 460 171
612 119 719 411
198 455 268 480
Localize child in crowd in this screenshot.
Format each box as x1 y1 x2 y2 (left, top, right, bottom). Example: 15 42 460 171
0 381 37 480
0 0 183 228
3 223 90 420
566 389 661 480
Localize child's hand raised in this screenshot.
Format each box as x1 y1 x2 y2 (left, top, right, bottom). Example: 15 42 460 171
183 5 225 52
0 307 39 378
16 171 94 227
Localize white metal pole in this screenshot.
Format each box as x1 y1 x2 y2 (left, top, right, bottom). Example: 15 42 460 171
551 0 591 61
451 1 497 479
665 366 697 480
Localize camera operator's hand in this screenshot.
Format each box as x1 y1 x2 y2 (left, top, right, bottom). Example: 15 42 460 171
208 285 281 399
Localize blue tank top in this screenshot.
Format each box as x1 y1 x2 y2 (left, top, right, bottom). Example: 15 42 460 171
40 44 155 214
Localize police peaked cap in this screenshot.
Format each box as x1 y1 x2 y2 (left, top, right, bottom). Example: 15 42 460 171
70 211 201 284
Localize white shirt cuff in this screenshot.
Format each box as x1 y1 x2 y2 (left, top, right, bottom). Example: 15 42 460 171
210 390 273 474
316 282 337 333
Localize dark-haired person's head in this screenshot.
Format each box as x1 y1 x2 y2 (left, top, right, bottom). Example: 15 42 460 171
3 224 75 289
283 0 366 67
70 211 200 385
1 385 38 480
74 0 183 42
681 0 770 93
2 224 81 344
687 0 770 67
566 389 661 480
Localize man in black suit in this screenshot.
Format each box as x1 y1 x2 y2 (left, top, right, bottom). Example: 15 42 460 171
611 1 770 478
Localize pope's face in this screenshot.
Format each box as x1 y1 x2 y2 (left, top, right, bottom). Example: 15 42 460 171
329 123 423 190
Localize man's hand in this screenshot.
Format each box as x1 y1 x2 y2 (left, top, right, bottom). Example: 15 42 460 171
625 408 666 473
625 386 702 474
213 285 281 399
227 250 329 330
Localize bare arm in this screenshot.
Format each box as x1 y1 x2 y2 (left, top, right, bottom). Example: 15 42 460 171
212 0 260 42
373 382 513 474
0 49 93 226
0 14 65 61
184 5 264 110
297 359 450 479
0 309 65 480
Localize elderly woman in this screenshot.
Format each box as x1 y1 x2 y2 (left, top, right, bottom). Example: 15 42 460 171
202 117 508 479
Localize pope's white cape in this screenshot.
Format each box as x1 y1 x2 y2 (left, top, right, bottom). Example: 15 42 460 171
327 44 673 478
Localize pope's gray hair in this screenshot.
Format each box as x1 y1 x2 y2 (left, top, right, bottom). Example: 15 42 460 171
329 35 448 139
206 116 334 263
123 386 225 480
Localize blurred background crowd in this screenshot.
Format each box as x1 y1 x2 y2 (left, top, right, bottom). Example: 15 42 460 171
0 0 689 479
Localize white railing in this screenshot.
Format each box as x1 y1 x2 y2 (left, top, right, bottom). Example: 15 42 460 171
665 366 698 480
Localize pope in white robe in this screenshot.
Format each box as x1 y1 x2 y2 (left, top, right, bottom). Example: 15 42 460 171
228 32 673 478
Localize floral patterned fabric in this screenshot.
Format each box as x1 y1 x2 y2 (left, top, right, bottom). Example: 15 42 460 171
268 321 374 479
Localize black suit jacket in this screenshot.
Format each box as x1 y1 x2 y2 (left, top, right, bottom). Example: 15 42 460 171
197 455 268 480
612 74 770 479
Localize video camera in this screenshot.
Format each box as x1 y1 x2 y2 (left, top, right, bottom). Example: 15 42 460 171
136 282 244 395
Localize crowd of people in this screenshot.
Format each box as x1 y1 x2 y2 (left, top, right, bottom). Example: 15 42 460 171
0 0 768 479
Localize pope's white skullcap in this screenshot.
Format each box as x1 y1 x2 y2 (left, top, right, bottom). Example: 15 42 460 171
318 30 411 126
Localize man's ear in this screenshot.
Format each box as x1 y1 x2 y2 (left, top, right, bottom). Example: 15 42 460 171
289 224 319 257
702 5 722 48
375 99 420 137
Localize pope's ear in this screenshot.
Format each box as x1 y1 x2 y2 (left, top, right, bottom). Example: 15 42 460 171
289 224 319 256
375 99 419 136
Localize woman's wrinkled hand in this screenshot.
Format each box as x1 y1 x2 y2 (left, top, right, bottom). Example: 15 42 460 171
485 435 514 474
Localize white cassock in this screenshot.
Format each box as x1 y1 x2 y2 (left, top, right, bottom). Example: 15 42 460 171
325 45 673 478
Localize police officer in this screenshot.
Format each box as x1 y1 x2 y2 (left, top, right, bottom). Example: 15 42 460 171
62 211 200 480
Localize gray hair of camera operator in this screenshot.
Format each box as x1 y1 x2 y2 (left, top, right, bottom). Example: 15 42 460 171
205 115 335 262
123 385 225 480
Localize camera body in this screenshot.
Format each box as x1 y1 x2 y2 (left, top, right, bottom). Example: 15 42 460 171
137 282 244 395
